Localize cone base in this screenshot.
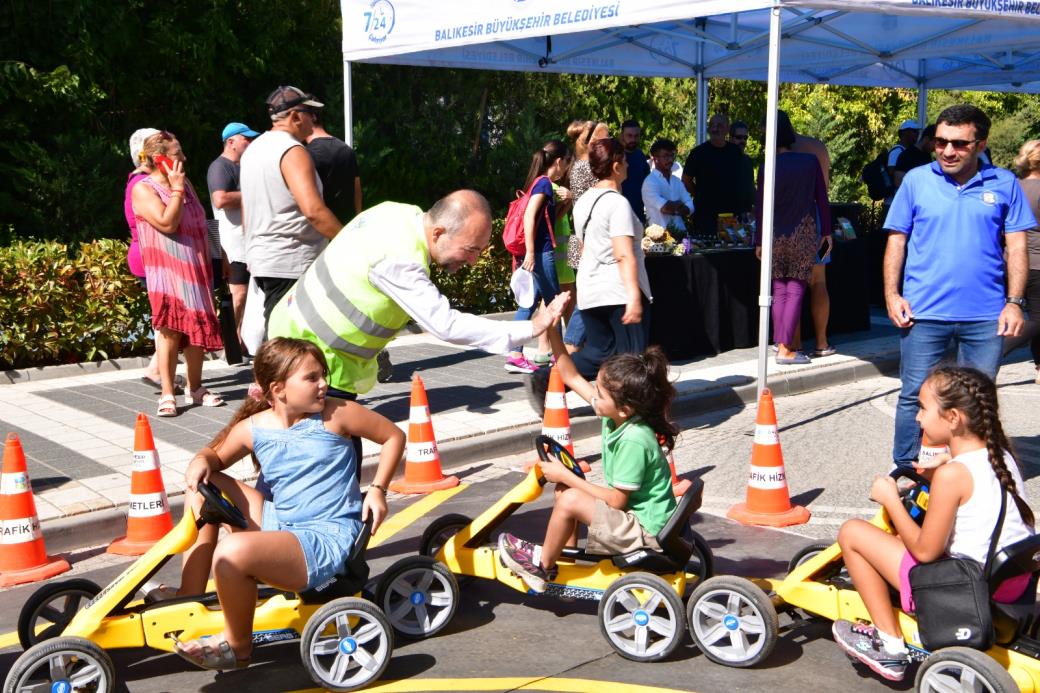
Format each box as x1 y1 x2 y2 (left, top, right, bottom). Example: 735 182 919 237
389 475 460 495
0 554 71 588
672 479 692 497
107 534 165 556
727 502 811 527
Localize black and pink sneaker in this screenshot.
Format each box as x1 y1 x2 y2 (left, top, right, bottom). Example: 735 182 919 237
832 620 909 682
497 532 557 593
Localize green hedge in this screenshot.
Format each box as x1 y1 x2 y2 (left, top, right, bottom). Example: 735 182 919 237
1 225 516 370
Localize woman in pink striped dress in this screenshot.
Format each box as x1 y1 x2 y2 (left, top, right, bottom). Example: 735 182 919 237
132 131 224 417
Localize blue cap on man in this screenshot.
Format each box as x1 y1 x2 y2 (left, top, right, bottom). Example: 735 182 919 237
221 122 260 141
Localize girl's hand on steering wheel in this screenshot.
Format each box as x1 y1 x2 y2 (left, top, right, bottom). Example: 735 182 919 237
540 454 573 485
869 474 899 507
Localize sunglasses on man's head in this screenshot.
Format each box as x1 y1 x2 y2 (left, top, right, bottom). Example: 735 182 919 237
933 137 979 150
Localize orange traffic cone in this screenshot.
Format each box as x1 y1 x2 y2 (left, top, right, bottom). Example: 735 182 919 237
108 414 174 555
665 449 691 497
526 367 590 473
389 375 459 494
0 433 70 587
918 432 949 467
728 388 810 527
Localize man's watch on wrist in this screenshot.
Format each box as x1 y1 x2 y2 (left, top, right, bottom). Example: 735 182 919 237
1006 296 1027 308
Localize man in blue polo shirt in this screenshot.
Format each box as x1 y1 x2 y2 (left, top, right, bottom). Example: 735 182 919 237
883 103 1033 472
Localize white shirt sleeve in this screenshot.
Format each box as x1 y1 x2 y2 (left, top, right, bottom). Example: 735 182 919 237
369 258 534 354
678 177 694 210
642 173 669 217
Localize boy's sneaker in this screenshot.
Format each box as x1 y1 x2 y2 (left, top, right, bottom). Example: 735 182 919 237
497 532 557 593
832 620 909 682
504 356 539 374
530 352 554 366
524 367 551 416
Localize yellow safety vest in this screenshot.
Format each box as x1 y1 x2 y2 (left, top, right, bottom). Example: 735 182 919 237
268 202 429 394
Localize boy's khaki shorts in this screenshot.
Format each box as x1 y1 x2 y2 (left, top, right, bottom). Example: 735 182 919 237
585 499 663 555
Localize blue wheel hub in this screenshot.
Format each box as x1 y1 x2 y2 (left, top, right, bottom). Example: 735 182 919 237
338 637 358 655
410 591 426 606
723 613 740 631
633 609 650 627
51 682 72 693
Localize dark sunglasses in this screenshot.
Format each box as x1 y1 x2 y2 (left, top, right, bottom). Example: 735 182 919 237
934 137 979 150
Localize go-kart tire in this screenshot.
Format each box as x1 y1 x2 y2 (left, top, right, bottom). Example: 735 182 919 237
376 555 459 640
299 596 393 693
17 578 101 649
419 513 472 557
916 647 1019 693
687 530 715 582
3 635 114 693
598 572 686 662
787 541 833 573
687 575 778 668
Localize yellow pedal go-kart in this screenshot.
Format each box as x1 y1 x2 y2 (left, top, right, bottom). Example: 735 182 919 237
3 482 393 693
373 435 716 662
685 469 1040 691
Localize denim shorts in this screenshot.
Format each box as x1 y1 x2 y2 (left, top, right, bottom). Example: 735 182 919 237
261 501 362 590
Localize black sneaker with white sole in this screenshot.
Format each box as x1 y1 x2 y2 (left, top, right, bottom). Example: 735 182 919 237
831 620 909 682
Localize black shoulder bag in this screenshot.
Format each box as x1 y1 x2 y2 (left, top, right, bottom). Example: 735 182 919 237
908 487 1006 651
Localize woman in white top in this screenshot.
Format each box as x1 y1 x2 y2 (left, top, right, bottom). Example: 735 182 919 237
569 138 652 380
832 366 1035 682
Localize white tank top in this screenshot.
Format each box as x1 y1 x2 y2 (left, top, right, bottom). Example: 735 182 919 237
241 129 326 279
946 447 1033 563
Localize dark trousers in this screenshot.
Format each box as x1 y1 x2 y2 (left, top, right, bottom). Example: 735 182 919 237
254 276 297 335
571 295 651 380
254 386 363 501
1002 268 1040 366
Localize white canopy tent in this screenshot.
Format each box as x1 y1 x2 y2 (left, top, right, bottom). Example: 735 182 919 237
339 0 1040 393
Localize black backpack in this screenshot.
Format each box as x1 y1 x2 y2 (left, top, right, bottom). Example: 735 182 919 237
861 146 901 201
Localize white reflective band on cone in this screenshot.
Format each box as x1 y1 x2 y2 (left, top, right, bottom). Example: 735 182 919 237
747 464 788 490
407 441 439 462
132 450 159 472
409 406 430 423
754 424 779 445
542 428 572 444
0 472 30 495
544 392 566 409
1 517 42 544
127 491 169 517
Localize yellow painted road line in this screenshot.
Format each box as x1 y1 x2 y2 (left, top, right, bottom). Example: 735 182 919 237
0 630 20 649
290 678 694 693
367 484 468 548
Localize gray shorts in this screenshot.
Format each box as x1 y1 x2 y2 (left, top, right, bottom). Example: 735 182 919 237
585 499 662 555
261 501 362 590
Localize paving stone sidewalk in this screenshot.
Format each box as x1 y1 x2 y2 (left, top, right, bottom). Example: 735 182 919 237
0 312 902 527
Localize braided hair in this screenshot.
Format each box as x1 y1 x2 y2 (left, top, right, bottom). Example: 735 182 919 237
928 366 1034 527
599 346 680 452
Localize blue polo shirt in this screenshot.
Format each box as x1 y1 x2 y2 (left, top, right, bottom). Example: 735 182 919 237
884 162 1036 321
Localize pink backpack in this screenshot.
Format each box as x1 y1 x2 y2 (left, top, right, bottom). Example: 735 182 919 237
502 175 555 257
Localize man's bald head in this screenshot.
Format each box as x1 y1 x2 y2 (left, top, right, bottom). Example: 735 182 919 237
427 190 492 236
426 190 493 273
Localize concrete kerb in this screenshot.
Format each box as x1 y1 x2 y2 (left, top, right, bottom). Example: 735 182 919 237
34 350 901 555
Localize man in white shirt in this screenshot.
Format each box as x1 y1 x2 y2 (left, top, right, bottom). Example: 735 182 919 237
641 139 693 231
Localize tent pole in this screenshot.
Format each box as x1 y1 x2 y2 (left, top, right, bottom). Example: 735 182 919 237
343 58 354 147
757 4 782 400
917 60 928 128
696 39 707 144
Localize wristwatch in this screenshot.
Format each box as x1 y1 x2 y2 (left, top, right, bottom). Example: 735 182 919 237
1006 296 1027 308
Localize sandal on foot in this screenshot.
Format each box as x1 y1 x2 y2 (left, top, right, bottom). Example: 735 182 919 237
157 394 178 417
173 634 251 671
186 387 225 407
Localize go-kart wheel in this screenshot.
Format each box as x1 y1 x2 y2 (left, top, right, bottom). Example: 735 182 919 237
3 635 114 693
299 596 393 693
420 513 472 557
598 572 686 662
687 575 778 668
535 434 585 479
197 480 248 529
376 555 459 640
17 578 101 649
916 646 1018 693
787 541 834 573
687 530 715 583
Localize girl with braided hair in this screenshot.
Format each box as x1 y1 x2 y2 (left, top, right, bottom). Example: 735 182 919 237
832 365 1034 682
498 315 678 593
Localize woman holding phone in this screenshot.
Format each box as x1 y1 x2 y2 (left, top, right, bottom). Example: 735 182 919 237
132 131 224 417
754 116 831 365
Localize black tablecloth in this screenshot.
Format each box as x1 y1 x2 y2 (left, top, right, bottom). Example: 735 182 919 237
646 236 870 361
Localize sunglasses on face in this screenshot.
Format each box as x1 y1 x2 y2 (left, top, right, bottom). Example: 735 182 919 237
934 137 979 151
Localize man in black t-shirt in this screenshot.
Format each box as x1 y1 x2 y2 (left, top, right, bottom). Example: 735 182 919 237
305 109 362 226
682 113 750 235
893 124 936 189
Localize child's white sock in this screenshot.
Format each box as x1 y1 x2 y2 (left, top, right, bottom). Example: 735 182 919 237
532 544 543 567
877 629 906 655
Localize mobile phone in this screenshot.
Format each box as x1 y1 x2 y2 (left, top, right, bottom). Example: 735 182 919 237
154 154 175 172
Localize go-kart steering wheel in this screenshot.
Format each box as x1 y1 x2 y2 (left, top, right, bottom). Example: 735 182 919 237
197 480 249 529
890 467 931 526
535 434 585 479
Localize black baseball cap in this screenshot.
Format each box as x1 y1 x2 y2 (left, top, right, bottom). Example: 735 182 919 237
265 86 324 119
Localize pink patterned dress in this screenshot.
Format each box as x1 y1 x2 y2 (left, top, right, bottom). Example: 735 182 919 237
134 178 223 351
